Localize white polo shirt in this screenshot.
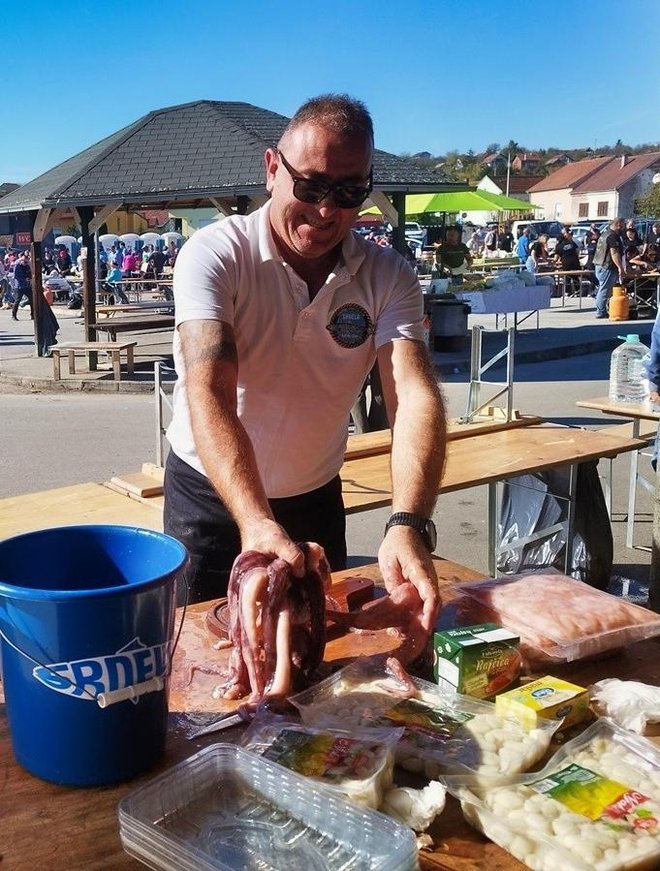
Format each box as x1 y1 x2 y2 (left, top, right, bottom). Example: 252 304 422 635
167 202 424 498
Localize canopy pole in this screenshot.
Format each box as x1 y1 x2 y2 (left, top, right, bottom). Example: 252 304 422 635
79 206 97 368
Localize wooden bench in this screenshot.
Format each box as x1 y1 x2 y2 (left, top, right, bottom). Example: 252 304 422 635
90 314 175 341
50 341 137 382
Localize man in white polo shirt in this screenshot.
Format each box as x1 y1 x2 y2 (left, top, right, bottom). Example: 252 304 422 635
165 94 446 632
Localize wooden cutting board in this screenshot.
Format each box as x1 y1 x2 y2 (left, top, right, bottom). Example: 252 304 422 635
169 558 484 713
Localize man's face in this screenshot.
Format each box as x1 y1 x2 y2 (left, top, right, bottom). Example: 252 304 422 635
265 123 373 261
613 219 624 232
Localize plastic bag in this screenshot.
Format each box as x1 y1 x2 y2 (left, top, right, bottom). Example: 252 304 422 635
289 657 557 787
455 570 660 668
454 719 660 871
497 460 613 590
240 714 401 809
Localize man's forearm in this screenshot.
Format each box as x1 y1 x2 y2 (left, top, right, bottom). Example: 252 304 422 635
189 388 274 534
390 374 446 516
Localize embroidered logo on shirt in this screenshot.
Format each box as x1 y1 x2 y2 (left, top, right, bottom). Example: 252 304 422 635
326 303 374 349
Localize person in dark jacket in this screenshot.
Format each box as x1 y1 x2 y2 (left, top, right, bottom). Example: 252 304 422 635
11 252 32 320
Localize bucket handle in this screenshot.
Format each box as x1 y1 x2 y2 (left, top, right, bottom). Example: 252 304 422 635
0 592 188 708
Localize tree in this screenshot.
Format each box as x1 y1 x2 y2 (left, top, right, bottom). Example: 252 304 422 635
635 184 660 216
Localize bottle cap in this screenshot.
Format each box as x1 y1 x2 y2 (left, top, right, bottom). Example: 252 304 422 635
618 334 640 342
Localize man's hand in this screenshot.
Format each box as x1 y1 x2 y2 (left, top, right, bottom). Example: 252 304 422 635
239 517 306 577
378 525 442 634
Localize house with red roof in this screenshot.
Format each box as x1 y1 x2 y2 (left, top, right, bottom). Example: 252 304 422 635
527 153 660 222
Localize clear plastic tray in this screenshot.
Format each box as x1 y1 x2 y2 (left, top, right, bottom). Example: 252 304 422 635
240 715 402 809
289 658 557 786
453 719 660 871
455 570 660 668
118 743 419 871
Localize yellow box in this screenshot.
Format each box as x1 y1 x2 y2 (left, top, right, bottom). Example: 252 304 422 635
495 676 589 730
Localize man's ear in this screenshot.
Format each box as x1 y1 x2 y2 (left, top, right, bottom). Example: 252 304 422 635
264 148 278 193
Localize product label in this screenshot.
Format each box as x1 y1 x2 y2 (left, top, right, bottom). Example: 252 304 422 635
263 729 376 782
380 697 473 740
530 763 659 831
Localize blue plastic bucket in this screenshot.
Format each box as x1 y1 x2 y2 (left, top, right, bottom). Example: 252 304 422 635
0 525 187 786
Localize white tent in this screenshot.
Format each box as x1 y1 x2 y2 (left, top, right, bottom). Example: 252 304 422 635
99 233 119 250
120 233 140 248
161 231 183 247
140 232 161 247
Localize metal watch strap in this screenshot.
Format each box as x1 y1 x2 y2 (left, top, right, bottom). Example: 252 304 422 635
385 512 435 551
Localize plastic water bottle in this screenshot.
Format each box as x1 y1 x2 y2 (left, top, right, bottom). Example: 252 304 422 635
608 334 650 403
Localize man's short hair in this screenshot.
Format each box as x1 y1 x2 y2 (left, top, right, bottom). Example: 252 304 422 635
280 94 374 147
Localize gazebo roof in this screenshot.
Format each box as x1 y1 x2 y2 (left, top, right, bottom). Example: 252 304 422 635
0 100 460 214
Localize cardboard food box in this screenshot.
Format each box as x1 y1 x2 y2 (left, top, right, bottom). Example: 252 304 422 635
495 676 589 730
433 623 521 699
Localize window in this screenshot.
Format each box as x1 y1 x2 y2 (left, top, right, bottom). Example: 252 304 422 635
578 202 588 218
597 201 608 217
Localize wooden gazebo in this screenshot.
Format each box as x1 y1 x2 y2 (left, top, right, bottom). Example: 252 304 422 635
0 100 464 356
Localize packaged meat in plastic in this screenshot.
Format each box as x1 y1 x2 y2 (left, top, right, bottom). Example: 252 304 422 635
454 719 660 871
289 657 557 787
455 569 660 668
240 715 402 809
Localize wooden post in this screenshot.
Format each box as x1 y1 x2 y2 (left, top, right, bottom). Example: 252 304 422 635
79 206 97 369
391 192 406 257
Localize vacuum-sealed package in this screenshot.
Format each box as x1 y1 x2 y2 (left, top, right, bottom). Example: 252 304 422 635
289 657 557 786
454 719 660 871
455 570 660 668
240 715 401 809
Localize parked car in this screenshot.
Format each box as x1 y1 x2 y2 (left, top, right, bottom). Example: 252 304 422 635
404 221 427 246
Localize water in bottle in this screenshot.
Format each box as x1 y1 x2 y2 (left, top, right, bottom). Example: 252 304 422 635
608 334 650 403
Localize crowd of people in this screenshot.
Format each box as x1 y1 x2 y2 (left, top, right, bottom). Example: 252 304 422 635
0 238 179 315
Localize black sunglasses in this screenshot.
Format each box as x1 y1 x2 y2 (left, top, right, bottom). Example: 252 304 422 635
277 150 373 209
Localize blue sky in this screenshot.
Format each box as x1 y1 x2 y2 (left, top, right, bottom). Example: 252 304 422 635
4 0 660 183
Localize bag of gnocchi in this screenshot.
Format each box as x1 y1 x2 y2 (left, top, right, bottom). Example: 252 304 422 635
453 718 660 871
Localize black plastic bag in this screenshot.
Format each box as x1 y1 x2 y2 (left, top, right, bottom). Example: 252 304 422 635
497 460 613 590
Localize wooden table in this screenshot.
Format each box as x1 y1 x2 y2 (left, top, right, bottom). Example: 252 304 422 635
3 556 660 871
576 396 660 550
90 314 175 341
0 482 163 539
630 271 660 312
342 423 644 574
95 301 174 318
535 269 593 308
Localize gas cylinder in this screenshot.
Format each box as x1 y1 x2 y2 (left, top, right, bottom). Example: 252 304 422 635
609 286 630 321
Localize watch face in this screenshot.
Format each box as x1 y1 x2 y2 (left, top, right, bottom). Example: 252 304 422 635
425 520 438 552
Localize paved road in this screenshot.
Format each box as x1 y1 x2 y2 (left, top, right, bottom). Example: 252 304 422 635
1 350 652 589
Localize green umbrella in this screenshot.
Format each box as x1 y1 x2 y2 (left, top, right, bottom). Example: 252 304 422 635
362 189 539 216
406 190 540 213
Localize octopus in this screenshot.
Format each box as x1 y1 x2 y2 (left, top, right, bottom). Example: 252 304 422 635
215 543 329 704
213 545 434 706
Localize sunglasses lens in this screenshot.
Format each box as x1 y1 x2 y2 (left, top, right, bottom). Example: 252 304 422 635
293 180 329 204
333 187 370 208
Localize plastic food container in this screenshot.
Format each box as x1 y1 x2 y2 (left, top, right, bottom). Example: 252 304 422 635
289 658 557 786
240 715 402 809
118 743 419 871
454 719 660 871
455 570 660 668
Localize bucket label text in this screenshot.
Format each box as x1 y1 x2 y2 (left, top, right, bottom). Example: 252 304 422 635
32 637 170 701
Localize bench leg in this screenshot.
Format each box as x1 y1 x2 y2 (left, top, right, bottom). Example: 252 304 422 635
126 346 135 377
111 351 121 381
52 352 61 381
68 350 76 375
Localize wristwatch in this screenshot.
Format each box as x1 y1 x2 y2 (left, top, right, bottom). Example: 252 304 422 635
384 512 437 552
